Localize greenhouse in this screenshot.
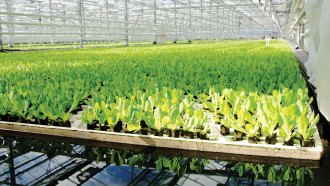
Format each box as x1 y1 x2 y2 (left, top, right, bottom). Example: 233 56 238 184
0 0 329 185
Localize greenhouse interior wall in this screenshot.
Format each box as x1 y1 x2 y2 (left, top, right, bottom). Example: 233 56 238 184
0 0 330 185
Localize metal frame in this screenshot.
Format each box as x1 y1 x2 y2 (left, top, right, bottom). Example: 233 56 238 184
0 0 285 48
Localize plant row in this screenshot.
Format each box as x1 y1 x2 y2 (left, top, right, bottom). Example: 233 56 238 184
201 88 319 147
81 86 320 147
81 88 211 139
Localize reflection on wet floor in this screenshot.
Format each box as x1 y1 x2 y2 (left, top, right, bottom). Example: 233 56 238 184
0 136 329 186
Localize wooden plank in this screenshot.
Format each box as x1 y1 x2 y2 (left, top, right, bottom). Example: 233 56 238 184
0 128 321 168
0 121 323 162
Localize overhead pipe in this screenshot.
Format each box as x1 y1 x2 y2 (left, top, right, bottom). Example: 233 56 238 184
285 9 305 37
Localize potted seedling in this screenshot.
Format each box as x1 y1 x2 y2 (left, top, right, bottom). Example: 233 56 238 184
165 108 181 137
182 109 208 139
106 108 121 132
223 103 249 141
278 105 298 146
296 110 319 147
208 92 225 125
184 117 197 139
97 101 110 131
200 122 210 140
219 99 232 135
258 97 279 145
236 110 260 144
86 102 101 130
81 108 97 130
245 123 260 144
192 110 209 139
145 107 166 136
179 97 195 118
120 101 142 133
220 116 232 136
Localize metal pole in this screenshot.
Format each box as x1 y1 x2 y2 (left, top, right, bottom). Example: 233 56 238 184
78 0 84 48
5 0 13 48
189 0 192 42
222 8 224 39
37 3 41 44
209 0 212 40
124 0 128 46
153 0 157 44
63 5 66 25
227 9 229 39
200 0 203 40
216 6 219 40
141 5 144 40
105 0 110 40
141 5 144 24
49 0 54 45
238 16 241 36
235 13 237 38
0 17 3 51
231 11 234 38
174 0 177 42
250 17 252 39
8 139 16 185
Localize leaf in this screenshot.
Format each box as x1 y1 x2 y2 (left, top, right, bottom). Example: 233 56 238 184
162 157 171 168
169 158 179 171
156 158 163 171
107 117 114 126
115 151 124 166
238 166 244 177
311 114 320 127
308 128 316 138
129 155 140 167
283 168 291 181
298 115 309 140
126 122 141 132
267 167 276 183
170 108 179 122
162 116 170 125
245 124 253 131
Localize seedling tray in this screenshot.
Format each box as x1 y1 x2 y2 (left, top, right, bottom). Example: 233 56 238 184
0 119 323 161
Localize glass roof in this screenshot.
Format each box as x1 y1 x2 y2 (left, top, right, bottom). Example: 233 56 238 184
0 0 292 45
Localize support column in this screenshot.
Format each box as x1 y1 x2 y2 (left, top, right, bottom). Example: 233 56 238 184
49 0 55 45
209 0 212 40
189 0 192 42
78 0 84 48
141 5 144 24
200 0 203 40
298 23 304 49
141 5 144 40
235 13 238 38
174 0 177 42
222 8 224 39
105 0 110 40
0 17 3 51
124 0 128 46
216 6 219 40
238 16 241 36
231 11 234 38
249 17 252 39
153 0 157 44
5 0 13 48
227 9 229 39
8 139 16 185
